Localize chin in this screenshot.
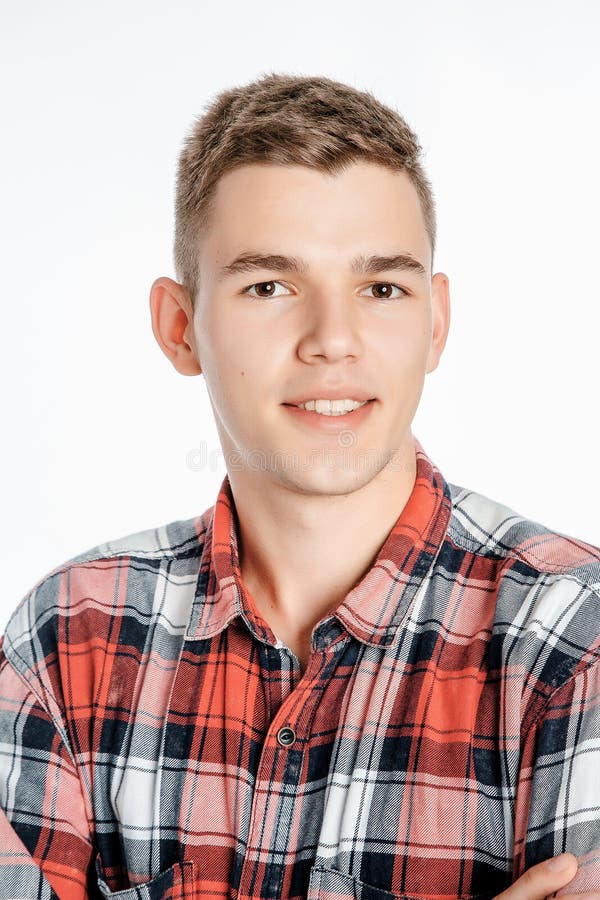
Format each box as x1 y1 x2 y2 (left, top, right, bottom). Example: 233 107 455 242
274 462 382 496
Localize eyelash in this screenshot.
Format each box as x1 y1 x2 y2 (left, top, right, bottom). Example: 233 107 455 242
241 280 410 302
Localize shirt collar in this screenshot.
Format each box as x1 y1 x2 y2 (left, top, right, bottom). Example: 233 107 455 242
186 434 453 648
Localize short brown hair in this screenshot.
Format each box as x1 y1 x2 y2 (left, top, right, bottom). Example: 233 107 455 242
173 72 436 307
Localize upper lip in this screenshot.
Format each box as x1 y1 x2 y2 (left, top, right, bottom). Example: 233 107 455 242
283 388 376 406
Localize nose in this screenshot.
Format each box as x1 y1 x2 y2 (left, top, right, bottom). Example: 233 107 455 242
296 291 363 364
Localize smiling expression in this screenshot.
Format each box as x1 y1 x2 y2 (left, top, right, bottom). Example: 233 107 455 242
190 160 450 495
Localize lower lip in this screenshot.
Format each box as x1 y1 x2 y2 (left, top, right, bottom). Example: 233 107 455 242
282 400 376 431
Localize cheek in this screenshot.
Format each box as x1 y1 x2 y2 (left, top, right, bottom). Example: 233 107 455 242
197 312 255 385
207 305 276 364
207 337 272 424
380 328 428 375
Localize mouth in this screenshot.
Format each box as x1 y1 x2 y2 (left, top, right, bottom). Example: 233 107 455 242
281 398 377 431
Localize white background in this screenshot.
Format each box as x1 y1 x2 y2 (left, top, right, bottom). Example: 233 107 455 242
1 0 599 632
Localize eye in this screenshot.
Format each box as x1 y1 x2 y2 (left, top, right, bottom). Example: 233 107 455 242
360 282 409 301
243 280 293 299
241 280 410 301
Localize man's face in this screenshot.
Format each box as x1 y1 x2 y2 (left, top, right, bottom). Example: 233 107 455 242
191 160 449 495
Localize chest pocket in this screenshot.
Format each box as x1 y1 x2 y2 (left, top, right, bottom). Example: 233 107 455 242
307 865 496 900
95 853 196 899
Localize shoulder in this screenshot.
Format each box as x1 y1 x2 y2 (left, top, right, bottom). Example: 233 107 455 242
1 508 214 701
444 481 600 698
446 481 600 583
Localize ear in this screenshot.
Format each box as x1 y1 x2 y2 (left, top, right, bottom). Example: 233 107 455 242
425 271 451 374
149 276 202 376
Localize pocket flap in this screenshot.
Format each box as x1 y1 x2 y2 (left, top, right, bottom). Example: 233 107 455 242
307 864 495 900
95 852 195 899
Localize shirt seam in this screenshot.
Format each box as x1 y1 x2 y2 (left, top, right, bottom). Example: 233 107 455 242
513 644 600 877
525 641 600 737
6 547 195 650
19 517 209 599
0 645 94 847
446 528 600 586
0 643 77 769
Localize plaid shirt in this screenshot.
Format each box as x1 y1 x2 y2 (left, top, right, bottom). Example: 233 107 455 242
2 436 600 900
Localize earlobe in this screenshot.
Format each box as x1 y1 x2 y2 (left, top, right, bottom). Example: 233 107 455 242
149 277 202 376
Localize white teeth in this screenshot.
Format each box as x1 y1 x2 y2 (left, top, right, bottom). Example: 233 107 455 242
296 398 368 415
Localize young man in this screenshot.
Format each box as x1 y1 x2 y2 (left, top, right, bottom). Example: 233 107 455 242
1 73 599 900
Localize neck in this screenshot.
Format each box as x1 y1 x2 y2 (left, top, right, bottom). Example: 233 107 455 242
229 434 417 640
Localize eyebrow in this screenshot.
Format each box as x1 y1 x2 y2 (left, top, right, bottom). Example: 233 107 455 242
217 250 428 281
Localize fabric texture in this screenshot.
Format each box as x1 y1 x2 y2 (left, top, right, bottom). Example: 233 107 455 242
1 435 600 900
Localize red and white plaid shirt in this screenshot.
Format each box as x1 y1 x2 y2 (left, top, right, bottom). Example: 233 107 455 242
2 436 600 900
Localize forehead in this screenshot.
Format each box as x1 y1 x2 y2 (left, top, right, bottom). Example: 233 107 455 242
200 161 431 272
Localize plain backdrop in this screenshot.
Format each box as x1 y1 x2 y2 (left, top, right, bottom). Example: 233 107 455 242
2 0 599 632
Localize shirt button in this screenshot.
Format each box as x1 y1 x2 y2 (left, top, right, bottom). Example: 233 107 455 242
276 726 296 747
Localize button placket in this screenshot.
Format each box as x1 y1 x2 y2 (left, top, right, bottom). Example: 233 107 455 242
237 644 338 900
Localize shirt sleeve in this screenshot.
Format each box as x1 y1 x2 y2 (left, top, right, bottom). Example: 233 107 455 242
0 639 94 899
513 656 600 894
